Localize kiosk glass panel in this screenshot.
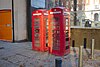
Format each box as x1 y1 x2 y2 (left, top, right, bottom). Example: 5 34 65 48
52 17 60 50
34 18 40 47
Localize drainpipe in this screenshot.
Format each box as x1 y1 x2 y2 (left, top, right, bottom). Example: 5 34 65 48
59 0 62 6
12 0 15 42
74 0 77 26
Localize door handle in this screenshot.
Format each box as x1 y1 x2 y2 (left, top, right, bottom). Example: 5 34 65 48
6 24 11 27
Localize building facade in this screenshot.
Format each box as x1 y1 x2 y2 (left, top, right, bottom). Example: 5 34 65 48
84 0 100 27
0 0 100 42
0 0 27 42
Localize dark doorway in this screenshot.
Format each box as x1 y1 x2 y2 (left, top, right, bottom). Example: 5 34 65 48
26 0 46 41
26 0 32 41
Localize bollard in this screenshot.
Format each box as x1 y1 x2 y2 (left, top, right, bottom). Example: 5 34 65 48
91 39 94 59
72 40 75 47
78 46 83 67
55 58 62 67
84 38 87 49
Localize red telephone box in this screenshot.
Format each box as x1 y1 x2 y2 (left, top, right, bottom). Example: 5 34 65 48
48 7 70 56
32 9 48 52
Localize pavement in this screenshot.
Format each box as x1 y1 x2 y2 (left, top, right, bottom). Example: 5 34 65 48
0 41 100 67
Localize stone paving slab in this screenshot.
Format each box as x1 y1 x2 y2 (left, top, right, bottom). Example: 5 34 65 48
0 41 100 67
0 60 18 67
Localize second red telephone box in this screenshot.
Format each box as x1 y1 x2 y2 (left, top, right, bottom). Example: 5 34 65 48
48 7 70 56
32 9 48 52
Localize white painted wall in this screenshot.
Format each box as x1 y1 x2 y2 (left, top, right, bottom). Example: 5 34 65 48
14 0 27 41
0 0 12 10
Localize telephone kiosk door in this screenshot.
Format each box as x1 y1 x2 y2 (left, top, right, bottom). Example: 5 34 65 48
64 9 70 55
48 7 70 56
32 9 48 52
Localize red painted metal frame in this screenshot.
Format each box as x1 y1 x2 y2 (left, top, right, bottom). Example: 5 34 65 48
48 7 70 56
32 9 48 52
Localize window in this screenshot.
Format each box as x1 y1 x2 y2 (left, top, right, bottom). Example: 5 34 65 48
99 0 100 4
85 0 90 5
31 0 45 8
94 13 99 21
94 0 99 4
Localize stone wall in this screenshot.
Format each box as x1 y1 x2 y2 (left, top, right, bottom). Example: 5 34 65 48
71 28 100 50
